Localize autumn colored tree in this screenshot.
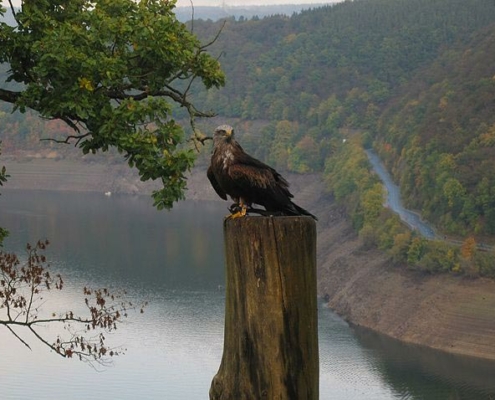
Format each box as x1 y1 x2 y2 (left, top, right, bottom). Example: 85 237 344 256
459 236 479 276
0 240 145 364
0 0 225 209
460 237 477 259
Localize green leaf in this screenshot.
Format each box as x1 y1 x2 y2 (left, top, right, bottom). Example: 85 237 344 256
0 0 225 209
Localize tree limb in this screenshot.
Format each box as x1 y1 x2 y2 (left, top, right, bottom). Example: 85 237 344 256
0 88 21 104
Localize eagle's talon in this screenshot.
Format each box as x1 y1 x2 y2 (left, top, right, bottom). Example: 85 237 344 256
229 203 241 213
226 205 248 219
226 211 242 219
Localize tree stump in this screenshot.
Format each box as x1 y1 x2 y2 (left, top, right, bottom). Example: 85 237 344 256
210 216 319 400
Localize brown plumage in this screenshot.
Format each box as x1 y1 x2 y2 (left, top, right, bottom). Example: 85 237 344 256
207 124 317 220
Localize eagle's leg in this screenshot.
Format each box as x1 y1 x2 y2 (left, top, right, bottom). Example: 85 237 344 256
227 199 248 219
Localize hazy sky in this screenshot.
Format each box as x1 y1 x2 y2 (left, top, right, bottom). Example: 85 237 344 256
3 0 341 8
176 0 339 5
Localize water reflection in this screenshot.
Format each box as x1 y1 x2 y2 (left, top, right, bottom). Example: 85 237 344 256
1 191 227 291
1 190 495 399
1 191 228 399
353 326 495 400
0 286 226 400
318 308 397 399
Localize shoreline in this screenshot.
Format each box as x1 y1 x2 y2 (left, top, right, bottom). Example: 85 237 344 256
2 158 495 361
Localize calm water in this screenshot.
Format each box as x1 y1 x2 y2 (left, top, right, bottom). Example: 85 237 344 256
1 190 494 400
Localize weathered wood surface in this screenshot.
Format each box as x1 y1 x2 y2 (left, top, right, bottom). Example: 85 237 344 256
210 216 319 400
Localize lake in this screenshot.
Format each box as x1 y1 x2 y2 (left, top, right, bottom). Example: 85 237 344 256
1 190 494 399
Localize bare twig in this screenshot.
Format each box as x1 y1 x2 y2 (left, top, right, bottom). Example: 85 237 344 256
4 325 31 350
188 0 195 33
41 133 91 146
200 20 227 50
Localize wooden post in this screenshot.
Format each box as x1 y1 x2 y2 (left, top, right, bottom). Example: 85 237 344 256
210 216 319 400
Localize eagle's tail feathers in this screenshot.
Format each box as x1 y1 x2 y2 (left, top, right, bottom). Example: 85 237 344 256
287 202 317 221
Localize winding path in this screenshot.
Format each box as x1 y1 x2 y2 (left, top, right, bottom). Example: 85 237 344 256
366 149 437 239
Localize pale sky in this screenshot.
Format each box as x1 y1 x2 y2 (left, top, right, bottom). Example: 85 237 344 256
176 0 339 5
3 0 341 8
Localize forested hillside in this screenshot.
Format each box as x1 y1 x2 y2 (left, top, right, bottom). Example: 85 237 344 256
376 26 495 236
188 0 495 238
2 0 495 238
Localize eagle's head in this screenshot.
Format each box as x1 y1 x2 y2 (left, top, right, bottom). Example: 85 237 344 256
213 125 234 146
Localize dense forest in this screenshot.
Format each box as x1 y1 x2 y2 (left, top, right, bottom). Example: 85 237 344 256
189 0 495 240
2 0 495 243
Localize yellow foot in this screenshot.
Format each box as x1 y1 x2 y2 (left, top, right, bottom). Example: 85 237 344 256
226 207 247 219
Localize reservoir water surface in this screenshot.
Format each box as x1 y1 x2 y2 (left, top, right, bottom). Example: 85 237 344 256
0 190 494 399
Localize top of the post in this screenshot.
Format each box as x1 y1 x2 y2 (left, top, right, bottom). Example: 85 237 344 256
223 215 316 232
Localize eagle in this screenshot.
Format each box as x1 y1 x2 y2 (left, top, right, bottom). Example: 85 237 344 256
207 125 317 220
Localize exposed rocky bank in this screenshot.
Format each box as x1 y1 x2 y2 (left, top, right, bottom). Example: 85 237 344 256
3 158 495 361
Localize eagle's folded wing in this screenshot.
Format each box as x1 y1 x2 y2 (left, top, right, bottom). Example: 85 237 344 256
207 166 227 200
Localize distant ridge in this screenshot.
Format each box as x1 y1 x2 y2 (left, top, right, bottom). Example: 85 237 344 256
2 3 337 24
0 0 338 26
174 3 332 22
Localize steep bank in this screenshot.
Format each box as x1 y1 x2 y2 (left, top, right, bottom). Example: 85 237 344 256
317 210 495 361
2 158 495 360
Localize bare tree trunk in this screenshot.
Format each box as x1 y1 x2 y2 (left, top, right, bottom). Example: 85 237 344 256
210 216 318 400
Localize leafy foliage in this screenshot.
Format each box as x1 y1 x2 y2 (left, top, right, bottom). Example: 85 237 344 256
0 240 145 364
0 0 225 209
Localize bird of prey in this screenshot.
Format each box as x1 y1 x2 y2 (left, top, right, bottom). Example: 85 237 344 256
207 124 317 220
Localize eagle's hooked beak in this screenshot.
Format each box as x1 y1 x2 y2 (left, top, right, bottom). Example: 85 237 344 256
225 128 233 138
